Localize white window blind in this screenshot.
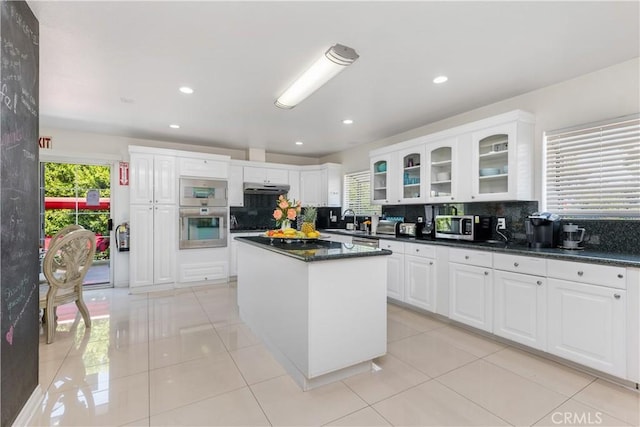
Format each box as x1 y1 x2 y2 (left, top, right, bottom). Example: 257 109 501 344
544 114 640 217
343 171 382 216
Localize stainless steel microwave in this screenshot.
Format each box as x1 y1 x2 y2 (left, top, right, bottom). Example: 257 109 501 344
434 215 492 241
180 178 227 207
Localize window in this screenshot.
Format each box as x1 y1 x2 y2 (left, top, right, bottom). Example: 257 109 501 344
544 114 640 218
343 171 382 216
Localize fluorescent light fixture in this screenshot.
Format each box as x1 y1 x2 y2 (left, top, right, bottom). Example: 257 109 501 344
433 75 448 84
295 141 304 146
342 119 354 125
179 86 194 94
169 124 180 129
275 44 359 109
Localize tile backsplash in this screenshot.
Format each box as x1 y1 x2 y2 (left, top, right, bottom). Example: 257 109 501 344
382 202 640 255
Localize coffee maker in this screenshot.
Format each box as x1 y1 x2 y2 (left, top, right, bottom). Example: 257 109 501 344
525 212 561 248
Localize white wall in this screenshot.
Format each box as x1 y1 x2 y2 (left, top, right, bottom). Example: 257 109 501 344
37 128 321 165
321 58 640 202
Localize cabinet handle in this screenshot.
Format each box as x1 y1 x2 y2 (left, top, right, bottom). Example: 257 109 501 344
617 274 624 279
614 294 621 299
465 255 469 260
429 261 434 265
577 271 584 276
471 196 475 199
536 280 542 286
415 249 420 253
149 200 153 204
484 271 489 276
514 262 519 267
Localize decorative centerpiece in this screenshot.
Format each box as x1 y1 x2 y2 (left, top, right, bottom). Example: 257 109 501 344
266 197 319 239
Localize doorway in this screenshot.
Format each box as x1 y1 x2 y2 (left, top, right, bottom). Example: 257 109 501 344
39 162 112 287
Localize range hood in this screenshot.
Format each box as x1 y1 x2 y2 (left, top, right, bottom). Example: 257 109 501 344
243 182 290 195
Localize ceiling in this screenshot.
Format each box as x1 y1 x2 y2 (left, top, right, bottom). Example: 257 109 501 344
29 1 639 157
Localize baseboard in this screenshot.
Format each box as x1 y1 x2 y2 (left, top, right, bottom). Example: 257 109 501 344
11 385 43 427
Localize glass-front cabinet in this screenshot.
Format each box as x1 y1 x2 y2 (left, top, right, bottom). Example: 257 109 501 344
398 146 426 204
427 138 457 203
471 122 533 201
371 153 394 204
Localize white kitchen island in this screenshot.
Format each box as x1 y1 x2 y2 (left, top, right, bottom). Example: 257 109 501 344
236 236 391 390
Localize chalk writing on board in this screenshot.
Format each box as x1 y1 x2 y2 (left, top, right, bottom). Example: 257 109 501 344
4 279 37 345
0 82 18 114
9 3 38 45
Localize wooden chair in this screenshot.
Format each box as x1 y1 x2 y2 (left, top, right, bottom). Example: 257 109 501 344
39 229 96 344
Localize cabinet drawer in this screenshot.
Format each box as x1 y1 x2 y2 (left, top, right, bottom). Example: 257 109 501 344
547 259 626 289
449 248 492 268
493 254 546 276
378 239 404 254
178 261 228 283
404 242 435 258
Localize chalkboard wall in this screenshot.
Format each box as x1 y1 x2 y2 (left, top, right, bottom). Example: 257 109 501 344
0 1 40 425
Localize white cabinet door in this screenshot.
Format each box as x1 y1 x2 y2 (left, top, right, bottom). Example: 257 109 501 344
244 166 288 184
404 254 436 312
153 204 177 284
371 153 397 204
288 170 300 202
426 138 459 203
379 240 404 300
266 168 289 184
397 145 426 204
130 154 154 204
129 205 154 287
324 165 342 207
153 155 177 204
449 263 493 332
494 270 546 350
386 253 404 301
178 157 228 179
300 170 322 207
547 279 626 377
228 165 244 207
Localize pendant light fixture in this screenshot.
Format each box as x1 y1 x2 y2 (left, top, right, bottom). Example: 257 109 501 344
275 44 359 109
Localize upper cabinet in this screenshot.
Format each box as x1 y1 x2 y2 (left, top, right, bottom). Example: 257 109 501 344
177 157 228 179
300 163 342 207
426 138 458 203
129 152 177 205
398 146 426 204
470 120 533 201
228 164 244 207
244 166 289 184
369 110 535 205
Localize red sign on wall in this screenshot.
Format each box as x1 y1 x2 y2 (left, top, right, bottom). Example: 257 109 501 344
119 162 129 186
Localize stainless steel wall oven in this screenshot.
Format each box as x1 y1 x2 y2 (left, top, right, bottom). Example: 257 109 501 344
179 207 227 249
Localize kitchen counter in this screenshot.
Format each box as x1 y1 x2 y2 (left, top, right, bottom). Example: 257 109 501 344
321 229 640 268
236 236 388 390
235 236 391 262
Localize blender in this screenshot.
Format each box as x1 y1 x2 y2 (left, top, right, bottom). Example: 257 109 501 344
561 223 586 249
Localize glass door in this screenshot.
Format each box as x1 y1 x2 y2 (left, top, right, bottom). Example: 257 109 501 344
39 162 112 287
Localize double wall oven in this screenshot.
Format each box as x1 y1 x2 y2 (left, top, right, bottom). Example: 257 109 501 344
179 178 228 249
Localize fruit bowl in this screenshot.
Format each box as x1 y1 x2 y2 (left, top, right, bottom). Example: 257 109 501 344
264 229 321 240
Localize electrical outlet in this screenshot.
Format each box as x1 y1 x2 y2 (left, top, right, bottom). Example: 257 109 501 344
497 217 506 230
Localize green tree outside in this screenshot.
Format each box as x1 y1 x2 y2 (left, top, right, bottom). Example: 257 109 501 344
42 163 111 260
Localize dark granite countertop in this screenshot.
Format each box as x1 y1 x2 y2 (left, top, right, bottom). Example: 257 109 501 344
320 229 640 268
235 236 392 262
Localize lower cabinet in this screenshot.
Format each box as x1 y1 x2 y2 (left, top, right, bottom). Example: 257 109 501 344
547 278 627 378
378 240 404 301
449 262 493 332
130 204 176 288
493 270 546 350
403 243 437 312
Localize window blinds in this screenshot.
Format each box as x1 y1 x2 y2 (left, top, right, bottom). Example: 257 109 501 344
343 171 381 216
545 114 640 217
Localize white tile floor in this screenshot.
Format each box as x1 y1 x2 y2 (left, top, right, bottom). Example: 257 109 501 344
30 283 639 427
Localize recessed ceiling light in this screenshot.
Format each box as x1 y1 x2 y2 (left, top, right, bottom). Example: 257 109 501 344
342 119 354 125
295 141 303 146
169 124 180 129
433 75 448 84
179 86 194 94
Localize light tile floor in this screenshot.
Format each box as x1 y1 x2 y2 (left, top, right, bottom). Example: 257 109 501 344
30 283 639 426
